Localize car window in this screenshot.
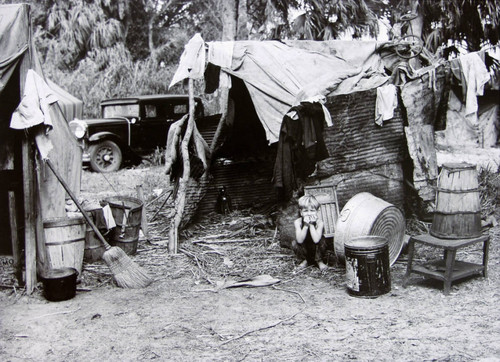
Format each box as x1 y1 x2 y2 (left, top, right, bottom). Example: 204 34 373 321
145 104 157 118
173 104 188 115
103 104 140 118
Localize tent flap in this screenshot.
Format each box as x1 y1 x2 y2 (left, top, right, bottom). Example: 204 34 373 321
0 4 30 96
204 39 389 143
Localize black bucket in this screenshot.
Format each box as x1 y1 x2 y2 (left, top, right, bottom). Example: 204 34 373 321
344 236 391 298
40 267 78 302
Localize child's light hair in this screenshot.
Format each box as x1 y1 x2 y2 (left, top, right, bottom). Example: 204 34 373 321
298 195 320 210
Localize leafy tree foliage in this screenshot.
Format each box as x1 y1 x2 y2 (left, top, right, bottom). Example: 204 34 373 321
2 0 497 118
382 0 499 52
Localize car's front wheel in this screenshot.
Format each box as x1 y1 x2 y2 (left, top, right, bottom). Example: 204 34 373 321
89 140 122 173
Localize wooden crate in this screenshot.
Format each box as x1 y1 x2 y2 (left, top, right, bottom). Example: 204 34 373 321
304 184 340 238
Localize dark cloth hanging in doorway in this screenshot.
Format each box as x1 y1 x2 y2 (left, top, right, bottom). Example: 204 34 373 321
273 102 329 200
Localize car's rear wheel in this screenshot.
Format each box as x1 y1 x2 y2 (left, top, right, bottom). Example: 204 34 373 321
89 140 122 173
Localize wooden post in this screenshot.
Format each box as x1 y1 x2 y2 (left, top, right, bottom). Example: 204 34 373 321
22 136 37 293
8 191 22 284
168 77 195 253
210 93 228 155
135 184 149 240
34 161 48 276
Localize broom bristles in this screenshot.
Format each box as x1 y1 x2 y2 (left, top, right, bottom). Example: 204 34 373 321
103 247 153 288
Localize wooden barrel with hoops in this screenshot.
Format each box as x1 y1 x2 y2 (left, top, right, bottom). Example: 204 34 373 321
430 163 482 239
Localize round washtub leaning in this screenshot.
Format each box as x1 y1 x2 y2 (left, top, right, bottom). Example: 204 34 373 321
430 162 482 239
334 192 405 266
103 196 143 255
344 236 391 298
43 216 86 277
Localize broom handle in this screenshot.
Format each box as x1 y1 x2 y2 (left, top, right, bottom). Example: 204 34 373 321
45 159 112 250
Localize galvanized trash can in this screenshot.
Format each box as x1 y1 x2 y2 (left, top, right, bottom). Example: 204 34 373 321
344 236 391 298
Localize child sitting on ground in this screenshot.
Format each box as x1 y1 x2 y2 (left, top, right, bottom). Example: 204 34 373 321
292 194 328 271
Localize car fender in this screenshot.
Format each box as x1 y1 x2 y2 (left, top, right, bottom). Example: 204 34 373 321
89 132 123 146
88 132 132 155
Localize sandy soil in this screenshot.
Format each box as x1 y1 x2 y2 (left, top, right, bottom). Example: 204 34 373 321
1 166 500 362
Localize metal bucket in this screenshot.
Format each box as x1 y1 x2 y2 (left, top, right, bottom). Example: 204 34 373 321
103 196 143 255
40 267 78 302
345 236 391 298
43 216 86 276
431 163 481 239
334 192 405 266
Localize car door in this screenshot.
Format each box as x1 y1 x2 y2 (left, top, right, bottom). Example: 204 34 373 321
133 101 169 151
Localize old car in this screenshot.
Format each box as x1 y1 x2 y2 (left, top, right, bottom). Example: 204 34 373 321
70 95 205 172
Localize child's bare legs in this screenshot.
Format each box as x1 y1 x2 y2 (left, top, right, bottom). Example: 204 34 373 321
298 260 308 268
317 261 328 271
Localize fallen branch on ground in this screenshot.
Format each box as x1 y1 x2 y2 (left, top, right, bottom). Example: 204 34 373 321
179 248 215 285
192 238 256 244
33 308 81 319
272 286 306 303
220 308 304 345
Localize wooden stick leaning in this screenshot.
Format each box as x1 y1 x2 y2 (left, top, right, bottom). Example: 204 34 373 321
45 159 152 288
168 77 195 254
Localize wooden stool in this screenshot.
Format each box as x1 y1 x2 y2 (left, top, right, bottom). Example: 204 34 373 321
403 233 489 295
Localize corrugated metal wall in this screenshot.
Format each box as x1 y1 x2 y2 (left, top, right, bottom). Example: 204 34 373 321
196 87 407 217
310 89 407 210
195 157 277 215
320 89 406 173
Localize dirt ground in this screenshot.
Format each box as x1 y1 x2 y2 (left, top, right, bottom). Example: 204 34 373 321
1 166 500 361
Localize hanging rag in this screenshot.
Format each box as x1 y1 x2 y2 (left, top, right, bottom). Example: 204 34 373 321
301 95 333 127
164 115 188 175
293 91 334 128
169 33 206 88
375 84 398 126
10 69 58 130
460 52 490 115
102 204 117 230
273 102 329 199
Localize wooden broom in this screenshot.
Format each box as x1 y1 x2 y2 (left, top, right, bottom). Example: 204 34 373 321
45 159 152 288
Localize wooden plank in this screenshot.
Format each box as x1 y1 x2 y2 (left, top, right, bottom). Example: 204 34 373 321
0 255 15 271
22 136 37 294
410 264 446 281
8 191 22 283
135 184 149 239
34 162 48 275
304 184 339 238
411 233 489 249
19 15 35 292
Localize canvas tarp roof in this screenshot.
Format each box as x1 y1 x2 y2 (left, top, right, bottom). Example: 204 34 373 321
171 35 390 144
1 3 82 219
0 4 83 123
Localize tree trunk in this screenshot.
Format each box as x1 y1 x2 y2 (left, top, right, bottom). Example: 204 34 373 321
409 0 423 38
210 0 239 154
222 0 239 41
148 14 157 62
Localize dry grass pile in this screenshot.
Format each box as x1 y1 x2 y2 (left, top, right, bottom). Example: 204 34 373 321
479 167 500 219
76 209 347 290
